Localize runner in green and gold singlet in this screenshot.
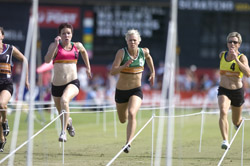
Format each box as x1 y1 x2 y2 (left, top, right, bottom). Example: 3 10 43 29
110 29 155 153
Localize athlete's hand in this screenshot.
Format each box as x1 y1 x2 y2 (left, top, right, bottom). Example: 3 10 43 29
54 36 61 46
229 48 237 60
86 68 92 79
124 59 133 67
25 81 30 90
148 73 155 86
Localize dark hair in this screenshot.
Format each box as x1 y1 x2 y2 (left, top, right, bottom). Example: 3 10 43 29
58 23 73 35
0 27 4 35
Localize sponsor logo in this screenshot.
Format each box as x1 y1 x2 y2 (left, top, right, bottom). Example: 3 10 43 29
39 6 80 28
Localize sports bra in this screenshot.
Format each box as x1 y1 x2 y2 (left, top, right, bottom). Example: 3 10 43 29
53 43 79 64
120 47 145 74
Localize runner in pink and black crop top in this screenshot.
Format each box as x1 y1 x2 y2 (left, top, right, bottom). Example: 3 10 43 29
44 23 92 143
53 42 79 64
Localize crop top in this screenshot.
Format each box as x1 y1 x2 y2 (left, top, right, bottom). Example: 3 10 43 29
53 43 79 64
120 47 145 74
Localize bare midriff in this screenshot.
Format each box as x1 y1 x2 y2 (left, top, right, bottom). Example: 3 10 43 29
116 72 142 90
52 63 77 86
219 75 242 89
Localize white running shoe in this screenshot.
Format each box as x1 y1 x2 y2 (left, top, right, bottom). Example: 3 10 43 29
67 117 75 137
58 132 67 142
221 140 229 150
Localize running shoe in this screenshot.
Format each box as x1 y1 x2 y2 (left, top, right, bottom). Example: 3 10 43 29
2 120 10 137
67 117 75 137
58 132 67 142
221 140 229 150
123 144 131 153
0 138 6 152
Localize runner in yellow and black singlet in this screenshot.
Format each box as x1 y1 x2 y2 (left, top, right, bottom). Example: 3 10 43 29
218 32 250 150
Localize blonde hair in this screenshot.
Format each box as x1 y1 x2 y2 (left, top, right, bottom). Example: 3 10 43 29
125 29 141 42
227 32 242 44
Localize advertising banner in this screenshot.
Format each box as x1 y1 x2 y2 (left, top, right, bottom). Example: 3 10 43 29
39 6 80 28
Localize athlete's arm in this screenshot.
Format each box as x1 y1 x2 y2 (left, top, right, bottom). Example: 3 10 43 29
44 36 60 63
219 51 224 59
144 47 155 86
12 46 29 89
110 49 133 75
75 42 92 79
237 54 250 77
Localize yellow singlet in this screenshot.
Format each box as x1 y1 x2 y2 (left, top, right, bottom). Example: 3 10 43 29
220 51 243 78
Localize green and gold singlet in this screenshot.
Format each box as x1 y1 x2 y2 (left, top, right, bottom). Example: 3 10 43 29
120 47 145 74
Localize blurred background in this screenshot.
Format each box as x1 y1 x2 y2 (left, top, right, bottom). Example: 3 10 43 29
1 0 250 106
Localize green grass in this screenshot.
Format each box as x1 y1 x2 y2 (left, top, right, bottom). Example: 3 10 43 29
0 107 250 166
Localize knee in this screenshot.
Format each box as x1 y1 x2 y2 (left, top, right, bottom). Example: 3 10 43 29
118 115 127 123
0 103 7 110
60 97 69 107
119 119 126 124
232 119 242 126
220 110 227 118
128 111 137 120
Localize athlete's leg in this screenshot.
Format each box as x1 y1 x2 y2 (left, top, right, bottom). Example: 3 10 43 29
231 105 242 127
0 90 11 122
218 95 231 141
53 96 62 118
116 102 128 123
0 90 11 139
60 84 79 131
126 95 142 144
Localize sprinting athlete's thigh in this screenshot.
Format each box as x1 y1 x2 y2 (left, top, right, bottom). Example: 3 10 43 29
116 102 128 123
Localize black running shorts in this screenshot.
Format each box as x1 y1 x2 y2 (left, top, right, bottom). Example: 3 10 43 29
218 86 244 107
51 79 80 97
0 78 13 95
115 87 143 103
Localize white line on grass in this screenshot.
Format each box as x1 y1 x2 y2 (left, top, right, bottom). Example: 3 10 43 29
217 118 245 166
0 113 62 164
106 115 154 166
